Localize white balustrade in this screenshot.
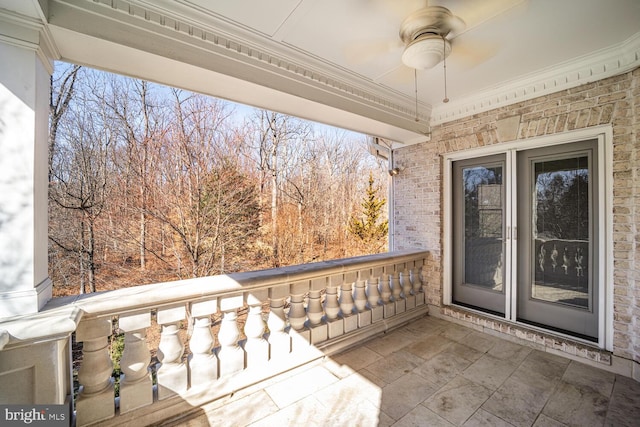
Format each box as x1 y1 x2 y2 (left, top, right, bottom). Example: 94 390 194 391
7 251 428 426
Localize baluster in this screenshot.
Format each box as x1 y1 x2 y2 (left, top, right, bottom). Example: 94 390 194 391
402 264 416 310
244 290 269 367
366 276 383 323
339 279 357 333
190 300 218 389
288 294 307 331
380 273 395 318
118 312 153 412
267 288 291 360
391 270 405 314
354 278 372 328
288 281 311 350
218 295 244 376
75 318 115 425
156 306 187 400
411 261 425 305
325 273 344 338
307 290 325 343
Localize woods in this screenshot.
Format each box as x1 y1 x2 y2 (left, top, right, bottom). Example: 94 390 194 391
48 64 389 296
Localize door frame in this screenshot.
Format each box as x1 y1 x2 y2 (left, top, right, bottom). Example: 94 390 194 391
442 125 613 350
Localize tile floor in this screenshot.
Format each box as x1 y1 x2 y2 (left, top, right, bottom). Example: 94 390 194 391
168 315 640 426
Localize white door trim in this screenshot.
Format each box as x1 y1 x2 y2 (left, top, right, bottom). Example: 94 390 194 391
442 125 613 350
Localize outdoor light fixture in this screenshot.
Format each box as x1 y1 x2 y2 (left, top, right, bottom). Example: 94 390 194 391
401 33 452 69
389 167 401 176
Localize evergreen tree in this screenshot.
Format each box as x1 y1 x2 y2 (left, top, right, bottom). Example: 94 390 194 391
348 172 388 248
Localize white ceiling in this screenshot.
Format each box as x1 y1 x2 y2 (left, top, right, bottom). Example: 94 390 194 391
2 0 640 144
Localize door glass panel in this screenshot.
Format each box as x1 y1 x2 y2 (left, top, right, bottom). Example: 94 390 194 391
462 166 504 292
532 156 590 309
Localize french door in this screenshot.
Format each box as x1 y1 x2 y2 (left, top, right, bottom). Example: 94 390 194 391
451 139 600 341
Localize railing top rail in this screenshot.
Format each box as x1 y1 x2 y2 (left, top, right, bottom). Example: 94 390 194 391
0 250 428 347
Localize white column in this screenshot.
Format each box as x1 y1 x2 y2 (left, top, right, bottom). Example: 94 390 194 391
325 274 344 338
0 24 53 318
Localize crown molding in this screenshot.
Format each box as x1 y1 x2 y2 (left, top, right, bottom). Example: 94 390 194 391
0 8 58 74
430 32 640 126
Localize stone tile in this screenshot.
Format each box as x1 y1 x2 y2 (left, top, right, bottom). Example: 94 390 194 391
177 390 279 427
461 332 500 354
365 330 416 356
361 349 425 384
313 370 382 408
562 360 615 397
481 372 552 427
357 367 387 388
604 375 640 427
424 375 493 425
331 345 382 372
462 354 517 390
532 414 567 427
542 381 609 427
380 372 440 421
447 342 485 363
405 334 454 360
247 395 326 427
323 396 388 427
264 365 338 408
507 352 566 393
520 350 570 379
439 323 473 342
463 409 516 427
413 350 476 388
404 316 448 338
487 339 532 364
393 405 456 427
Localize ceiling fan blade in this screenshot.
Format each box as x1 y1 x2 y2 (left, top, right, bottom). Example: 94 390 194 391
343 39 404 65
375 64 415 85
448 39 500 69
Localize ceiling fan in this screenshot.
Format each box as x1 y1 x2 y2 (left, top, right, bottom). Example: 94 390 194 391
398 4 465 70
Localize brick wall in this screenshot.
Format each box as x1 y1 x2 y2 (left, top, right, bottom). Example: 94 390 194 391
394 68 639 368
